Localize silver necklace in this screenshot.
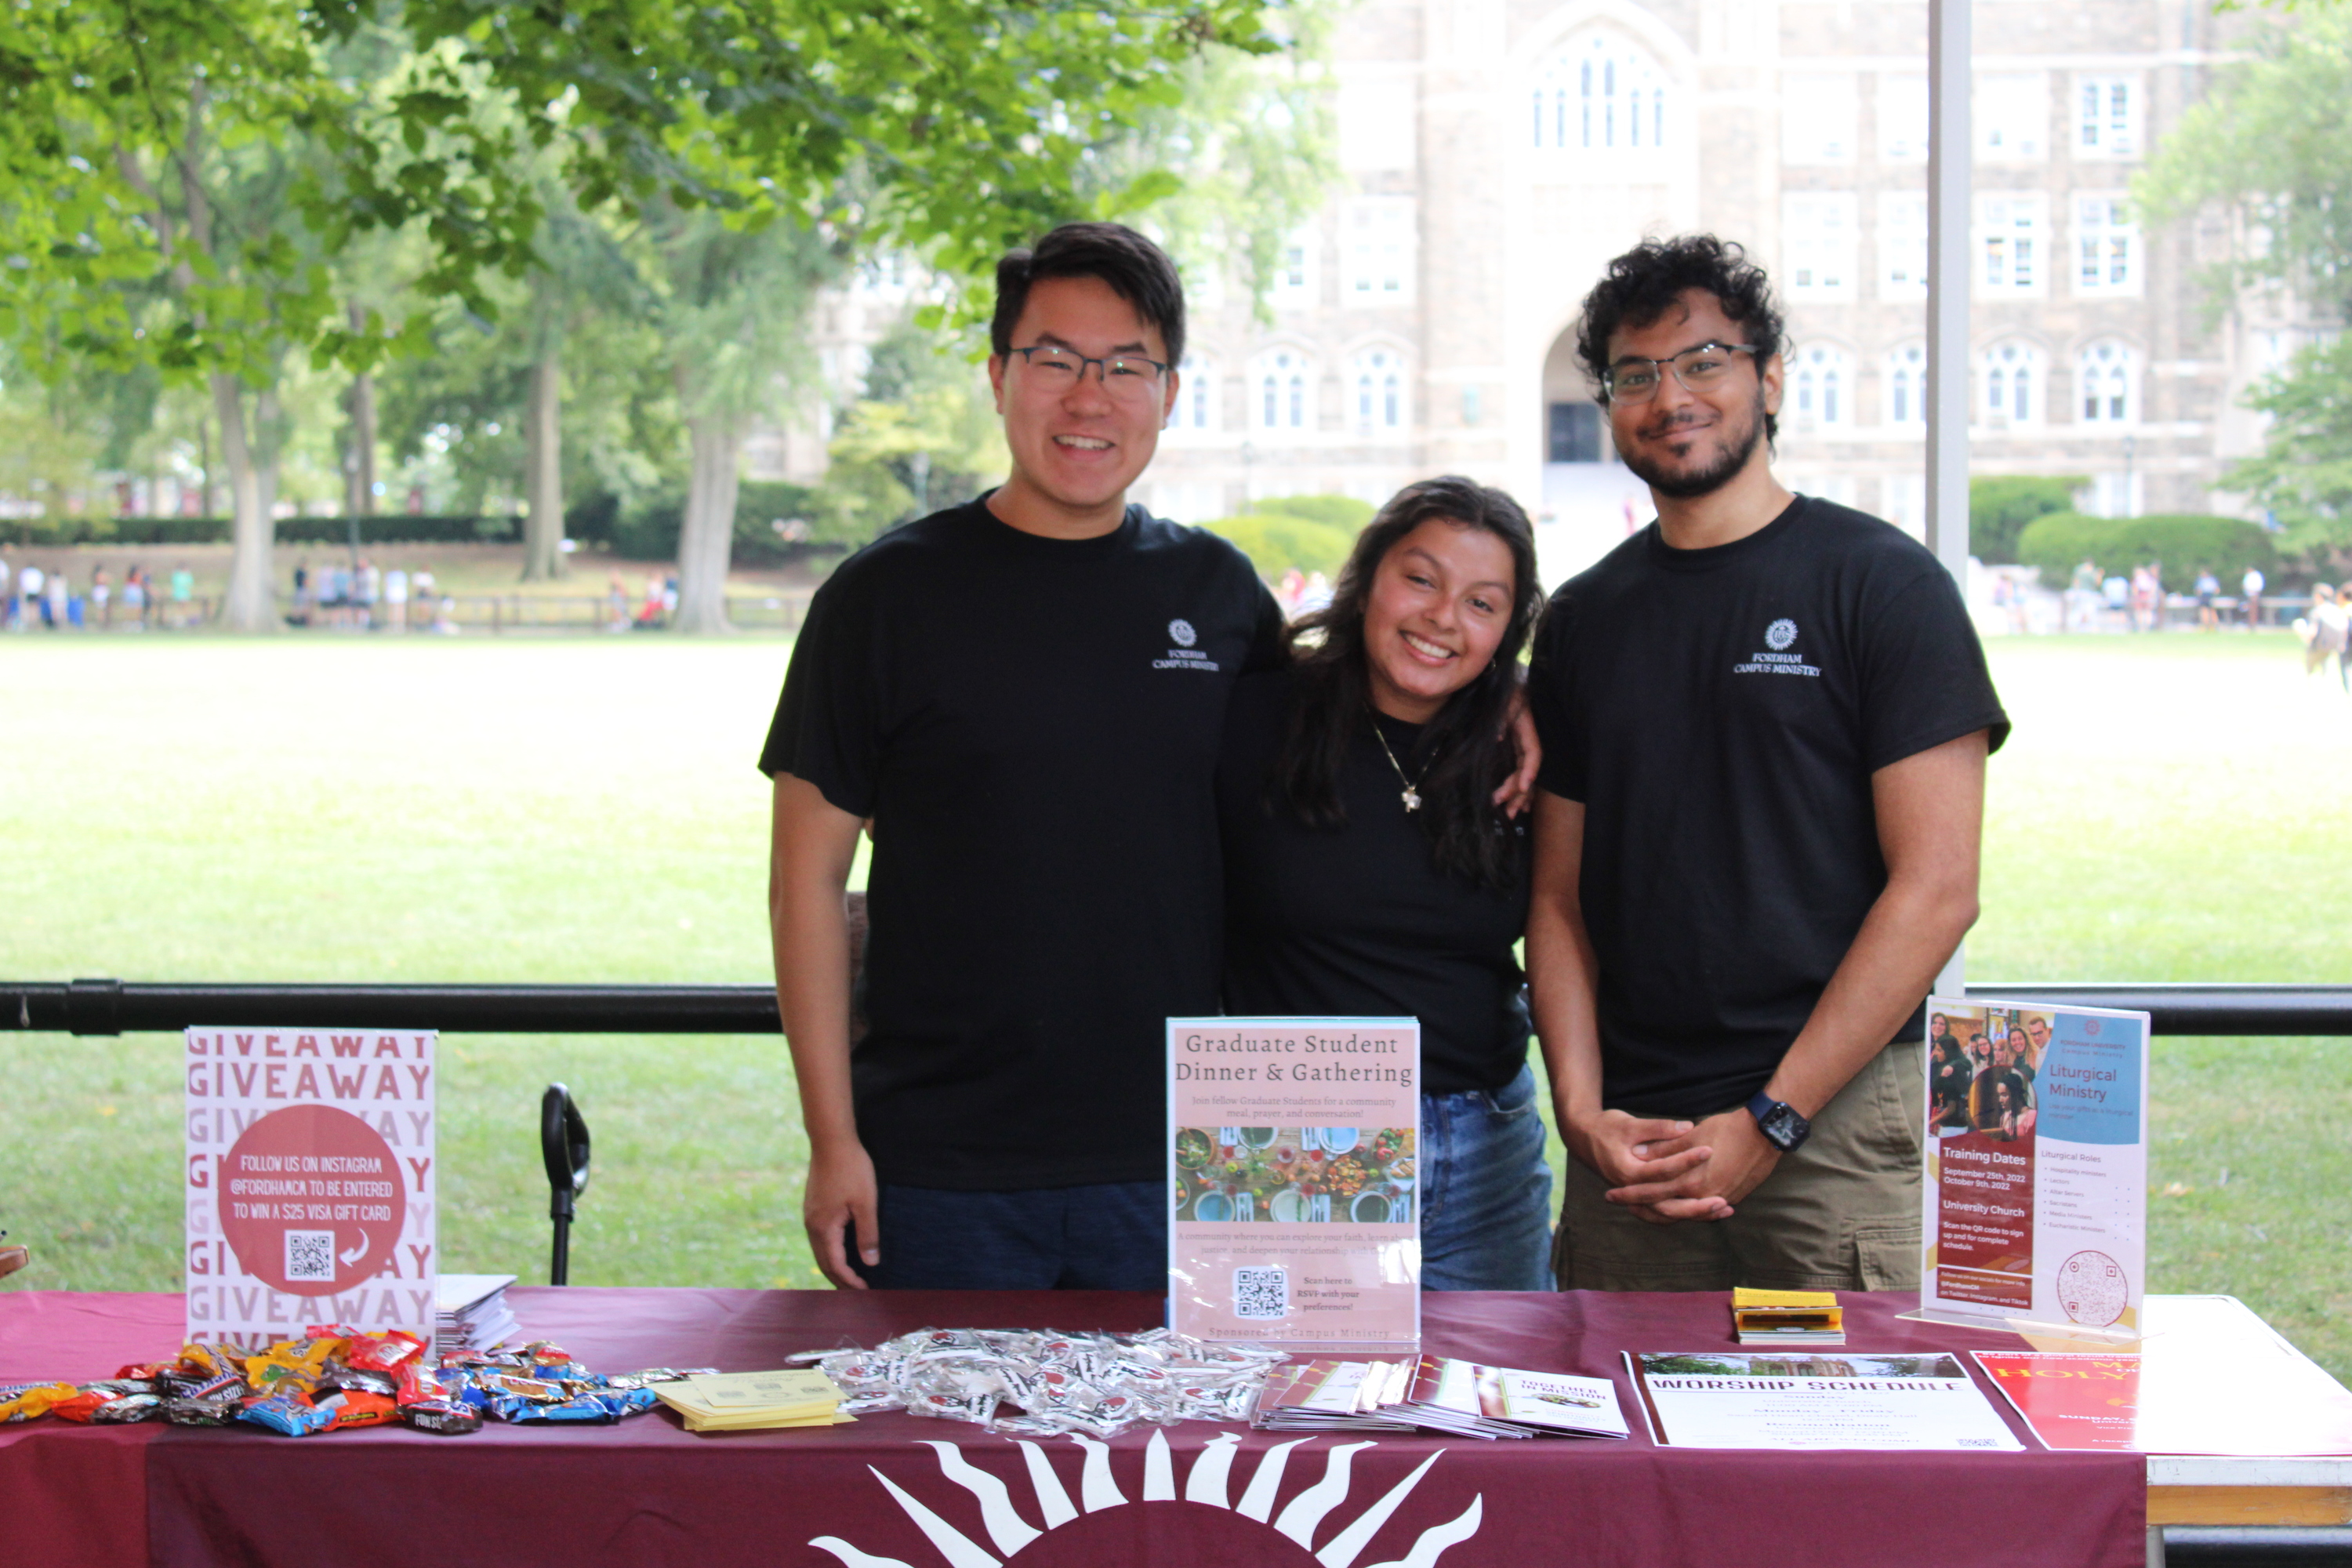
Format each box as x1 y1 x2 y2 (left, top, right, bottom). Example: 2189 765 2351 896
1370 713 1427 812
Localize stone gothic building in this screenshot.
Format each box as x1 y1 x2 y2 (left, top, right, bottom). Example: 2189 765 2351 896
1123 0 2288 583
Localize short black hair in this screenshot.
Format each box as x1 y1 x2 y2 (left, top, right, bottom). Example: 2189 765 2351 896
990 222 1186 368
1575 234 1784 441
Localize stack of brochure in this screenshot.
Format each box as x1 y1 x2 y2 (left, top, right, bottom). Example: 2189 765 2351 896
1252 1359 1421 1432
654 1370 851 1433
1385 1355 1629 1440
435 1273 520 1352
1731 1287 1846 1345
1253 1356 1628 1441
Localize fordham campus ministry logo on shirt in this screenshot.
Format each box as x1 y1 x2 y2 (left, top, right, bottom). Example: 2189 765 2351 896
1154 615 1220 672
1734 616 1822 678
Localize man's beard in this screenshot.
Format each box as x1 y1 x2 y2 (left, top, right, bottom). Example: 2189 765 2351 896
1620 389 1767 500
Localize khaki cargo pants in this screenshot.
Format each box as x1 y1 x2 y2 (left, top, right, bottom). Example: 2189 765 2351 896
1552 1040 1923 1293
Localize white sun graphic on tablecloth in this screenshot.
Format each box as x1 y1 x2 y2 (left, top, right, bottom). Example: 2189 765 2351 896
810 1432 1482 1568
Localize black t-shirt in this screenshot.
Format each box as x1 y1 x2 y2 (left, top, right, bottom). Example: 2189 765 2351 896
1527 495 2009 1120
759 497 1285 1189
1217 669 1532 1096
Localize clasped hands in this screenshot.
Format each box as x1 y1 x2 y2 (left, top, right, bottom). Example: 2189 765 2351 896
1567 1105 1783 1225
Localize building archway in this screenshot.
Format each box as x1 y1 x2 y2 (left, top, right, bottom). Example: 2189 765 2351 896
1534 321 1651 587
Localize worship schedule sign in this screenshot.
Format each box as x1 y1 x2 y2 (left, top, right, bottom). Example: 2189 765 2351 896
1167 1017 1420 1350
184 1026 438 1350
1918 996 2149 1335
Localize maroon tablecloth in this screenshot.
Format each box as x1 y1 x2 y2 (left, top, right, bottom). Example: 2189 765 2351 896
0 1287 2145 1568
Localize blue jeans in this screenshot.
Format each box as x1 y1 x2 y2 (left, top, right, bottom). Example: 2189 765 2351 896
851 1180 1168 1290
1418 1064 1556 1290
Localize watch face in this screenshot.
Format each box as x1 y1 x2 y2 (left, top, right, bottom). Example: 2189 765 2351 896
1760 1104 1808 1149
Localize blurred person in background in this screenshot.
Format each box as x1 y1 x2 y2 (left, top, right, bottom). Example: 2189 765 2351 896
169 564 194 627
385 564 409 632
2243 564 2266 629
2067 558 2100 633
2194 567 2220 630
122 565 147 629
91 565 110 628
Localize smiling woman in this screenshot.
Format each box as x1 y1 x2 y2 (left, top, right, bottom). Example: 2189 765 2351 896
1217 476 1555 1290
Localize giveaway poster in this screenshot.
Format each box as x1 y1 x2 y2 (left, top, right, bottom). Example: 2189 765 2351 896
1920 997 2147 1334
1167 1017 1419 1349
185 1026 437 1350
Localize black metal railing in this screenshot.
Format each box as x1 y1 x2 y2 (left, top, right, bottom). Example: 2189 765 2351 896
5 978 2352 1036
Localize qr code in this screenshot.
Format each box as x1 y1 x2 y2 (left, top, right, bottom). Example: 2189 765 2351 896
1233 1266 1288 1320
285 1229 336 1283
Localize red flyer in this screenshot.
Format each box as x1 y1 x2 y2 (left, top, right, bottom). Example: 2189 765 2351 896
1971 1352 2140 1450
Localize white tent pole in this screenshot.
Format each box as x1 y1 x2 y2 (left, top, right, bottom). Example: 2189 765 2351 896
1927 0 1972 1000
1926 0 1972 583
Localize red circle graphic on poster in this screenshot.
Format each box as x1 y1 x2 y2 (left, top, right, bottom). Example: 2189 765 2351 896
217 1105 405 1294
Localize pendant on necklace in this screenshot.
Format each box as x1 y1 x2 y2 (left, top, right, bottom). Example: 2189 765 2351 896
1401 788 1421 812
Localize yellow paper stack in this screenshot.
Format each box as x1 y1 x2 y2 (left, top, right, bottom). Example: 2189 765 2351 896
654 1370 853 1432
1732 1287 1846 1345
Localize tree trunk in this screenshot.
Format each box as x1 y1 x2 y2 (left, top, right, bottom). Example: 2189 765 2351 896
214 374 275 633
672 410 741 633
345 306 378 517
253 385 281 532
521 339 565 581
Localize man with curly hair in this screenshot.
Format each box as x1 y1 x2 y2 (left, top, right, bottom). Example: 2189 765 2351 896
1525 235 2009 1293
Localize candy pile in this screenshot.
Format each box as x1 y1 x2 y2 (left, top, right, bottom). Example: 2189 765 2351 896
0 1326 712 1438
811 1327 1286 1440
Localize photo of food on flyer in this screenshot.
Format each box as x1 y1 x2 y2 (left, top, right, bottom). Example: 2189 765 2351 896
1173 1127 1417 1224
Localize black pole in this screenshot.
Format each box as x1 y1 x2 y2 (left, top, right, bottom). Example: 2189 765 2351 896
541 1083 590 1287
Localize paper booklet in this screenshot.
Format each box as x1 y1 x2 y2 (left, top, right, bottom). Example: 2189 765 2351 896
1167 1018 1421 1350
1917 996 2151 1339
1628 1352 2024 1452
1253 1355 1629 1441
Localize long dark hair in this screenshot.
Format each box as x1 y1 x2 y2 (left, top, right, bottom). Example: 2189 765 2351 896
1272 476 1544 888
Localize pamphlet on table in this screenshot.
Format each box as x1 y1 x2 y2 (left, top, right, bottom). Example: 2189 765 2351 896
1627 1352 2024 1451
1167 1017 1419 1349
184 1026 437 1352
1253 1353 1628 1440
1975 1294 2352 1454
1918 996 2149 1336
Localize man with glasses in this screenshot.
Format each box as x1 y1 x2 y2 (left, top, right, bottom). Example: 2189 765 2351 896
760 223 1286 1290
1525 235 2009 1293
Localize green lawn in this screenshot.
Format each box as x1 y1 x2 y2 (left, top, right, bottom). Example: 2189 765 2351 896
3 631 2347 1375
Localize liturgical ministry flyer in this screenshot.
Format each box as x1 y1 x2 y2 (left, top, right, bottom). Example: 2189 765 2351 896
1919 996 2149 1335
1167 1017 1420 1349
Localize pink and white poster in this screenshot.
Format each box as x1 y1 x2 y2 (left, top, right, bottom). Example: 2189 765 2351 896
1918 996 2147 1335
1167 1017 1419 1350
184 1026 437 1350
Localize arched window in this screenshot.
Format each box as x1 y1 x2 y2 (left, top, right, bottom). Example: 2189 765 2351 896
1790 344 1852 428
1980 341 2044 426
1352 348 1406 433
2077 340 2136 425
1254 349 1314 432
1884 344 1926 426
1534 34 1668 154
1168 355 1214 432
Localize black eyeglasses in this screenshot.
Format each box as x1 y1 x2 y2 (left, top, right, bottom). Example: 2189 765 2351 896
1602 342 1759 403
1009 344 1171 400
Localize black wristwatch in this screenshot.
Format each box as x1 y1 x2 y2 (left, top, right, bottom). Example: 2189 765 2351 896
1745 1091 1812 1152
